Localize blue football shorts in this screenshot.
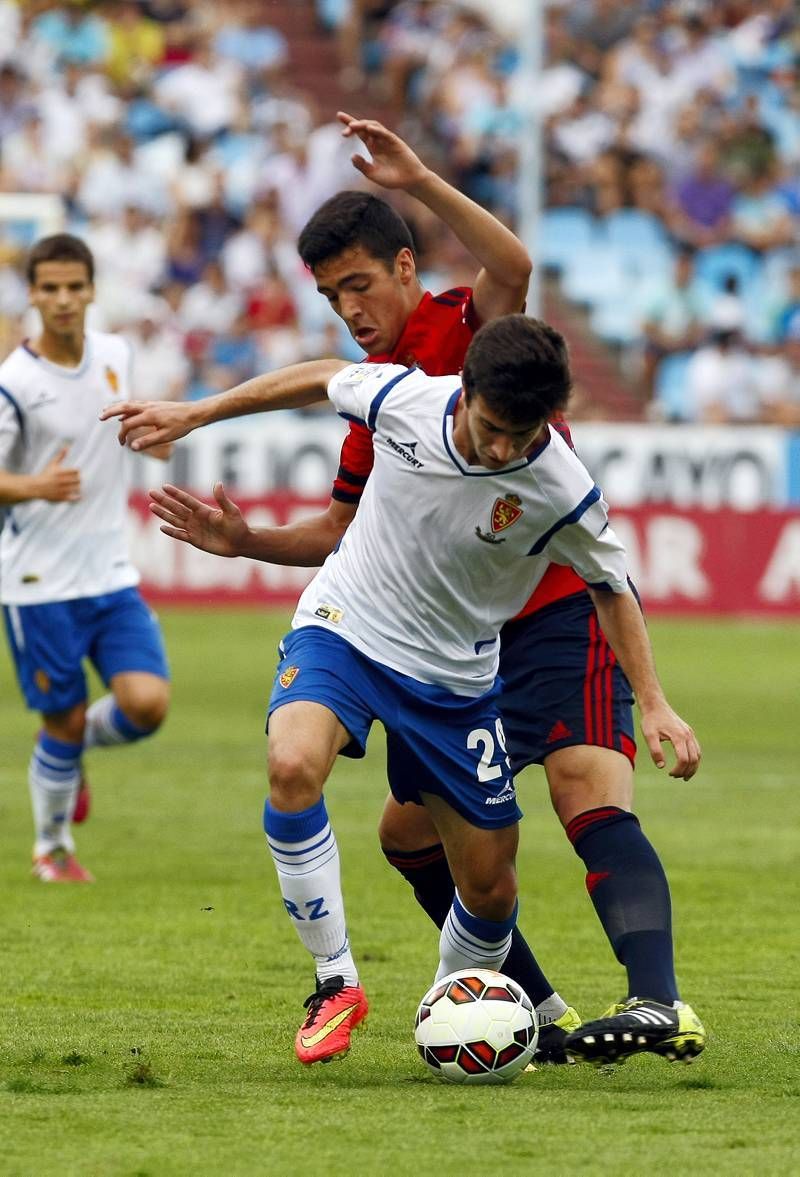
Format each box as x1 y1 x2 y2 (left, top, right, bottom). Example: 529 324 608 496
268 626 522 830
498 590 636 774
3 586 169 714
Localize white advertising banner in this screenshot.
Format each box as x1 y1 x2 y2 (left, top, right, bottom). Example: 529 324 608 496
130 416 798 510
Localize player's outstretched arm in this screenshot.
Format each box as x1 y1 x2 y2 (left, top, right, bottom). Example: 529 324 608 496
150 483 355 566
587 587 702 781
0 446 81 505
100 359 350 451
338 111 531 321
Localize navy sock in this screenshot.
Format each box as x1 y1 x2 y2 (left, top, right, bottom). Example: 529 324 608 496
383 843 557 1006
566 807 679 1004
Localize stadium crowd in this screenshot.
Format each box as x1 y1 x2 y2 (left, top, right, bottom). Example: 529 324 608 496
0 0 798 423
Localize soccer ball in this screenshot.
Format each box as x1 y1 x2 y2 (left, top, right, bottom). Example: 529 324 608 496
414 969 538 1085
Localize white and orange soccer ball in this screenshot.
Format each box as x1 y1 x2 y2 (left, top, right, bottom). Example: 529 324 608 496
414 968 538 1085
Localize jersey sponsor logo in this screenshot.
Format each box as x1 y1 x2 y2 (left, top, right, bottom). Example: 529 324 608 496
314 603 344 623
475 495 523 545
104 366 120 393
484 779 516 806
34 669 51 694
22 574 40 584
385 436 424 468
29 388 58 410
279 665 300 688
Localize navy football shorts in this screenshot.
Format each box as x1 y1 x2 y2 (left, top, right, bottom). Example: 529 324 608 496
498 591 636 774
268 626 522 830
3 586 169 714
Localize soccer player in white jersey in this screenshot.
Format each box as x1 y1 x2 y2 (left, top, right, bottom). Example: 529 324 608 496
113 315 700 1065
0 234 172 883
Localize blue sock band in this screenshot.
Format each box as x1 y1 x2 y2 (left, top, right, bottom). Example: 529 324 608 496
263 796 328 841
453 892 519 941
111 703 153 741
38 732 83 763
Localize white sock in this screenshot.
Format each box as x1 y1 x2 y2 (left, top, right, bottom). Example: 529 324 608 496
535 994 569 1026
436 890 517 981
264 798 358 987
84 694 150 749
29 733 82 856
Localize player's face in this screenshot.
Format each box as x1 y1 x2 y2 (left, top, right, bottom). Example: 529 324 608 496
29 260 94 339
462 393 547 470
313 245 419 355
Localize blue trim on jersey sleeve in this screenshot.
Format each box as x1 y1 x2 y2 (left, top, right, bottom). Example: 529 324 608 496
366 366 416 431
585 580 614 591
527 485 603 555
0 384 25 439
338 411 368 427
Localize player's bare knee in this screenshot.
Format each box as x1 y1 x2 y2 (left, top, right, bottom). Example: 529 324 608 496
119 681 170 732
378 800 438 853
458 867 517 922
268 745 324 812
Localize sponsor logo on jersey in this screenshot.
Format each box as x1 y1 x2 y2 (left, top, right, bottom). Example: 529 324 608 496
279 665 300 688
314 604 344 623
475 495 523 544
22 574 40 583
485 779 516 806
385 436 424 467
34 669 51 694
29 388 58 410
104 366 120 393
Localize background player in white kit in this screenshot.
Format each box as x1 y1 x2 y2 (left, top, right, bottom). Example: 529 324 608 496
127 315 701 1064
0 234 172 883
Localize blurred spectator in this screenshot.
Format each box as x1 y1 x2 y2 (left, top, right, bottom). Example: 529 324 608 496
153 34 244 138
179 260 243 335
123 296 190 401
686 329 762 423
0 63 35 138
164 209 207 287
729 168 796 252
246 269 298 331
30 5 110 70
214 1 288 79
667 141 735 247
642 248 706 397
105 1 165 88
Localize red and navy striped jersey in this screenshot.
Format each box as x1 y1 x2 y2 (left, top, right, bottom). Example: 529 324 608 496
329 285 587 614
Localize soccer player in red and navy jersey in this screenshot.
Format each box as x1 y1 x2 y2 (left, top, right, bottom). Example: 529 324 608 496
105 113 705 1067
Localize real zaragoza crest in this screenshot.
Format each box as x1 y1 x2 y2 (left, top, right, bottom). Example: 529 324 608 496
476 494 523 544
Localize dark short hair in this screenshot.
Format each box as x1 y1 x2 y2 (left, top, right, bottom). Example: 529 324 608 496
298 191 416 271
27 233 95 285
462 315 572 425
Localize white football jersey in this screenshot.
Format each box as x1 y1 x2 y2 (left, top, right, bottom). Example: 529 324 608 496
0 330 140 604
292 363 629 696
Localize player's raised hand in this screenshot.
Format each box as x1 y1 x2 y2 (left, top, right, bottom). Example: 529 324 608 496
640 703 702 781
337 110 428 190
149 482 249 558
35 445 81 502
100 399 198 450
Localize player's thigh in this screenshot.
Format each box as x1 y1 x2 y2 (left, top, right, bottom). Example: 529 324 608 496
267 628 377 809
545 744 634 827
378 791 440 851
3 600 89 714
89 587 170 687
386 684 521 835
498 593 636 774
267 700 353 809
419 790 518 920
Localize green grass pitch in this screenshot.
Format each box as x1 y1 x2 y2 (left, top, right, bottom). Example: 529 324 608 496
1 609 798 1176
